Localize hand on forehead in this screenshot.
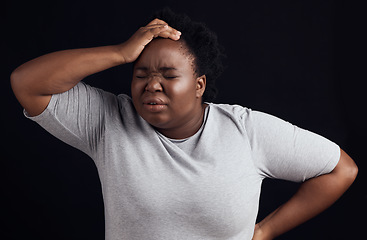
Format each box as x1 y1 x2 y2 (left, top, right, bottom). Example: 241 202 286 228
135 38 196 74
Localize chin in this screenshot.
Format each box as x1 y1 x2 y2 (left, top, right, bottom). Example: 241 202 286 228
141 112 171 129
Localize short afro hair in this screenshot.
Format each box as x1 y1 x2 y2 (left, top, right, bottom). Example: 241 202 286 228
150 8 225 102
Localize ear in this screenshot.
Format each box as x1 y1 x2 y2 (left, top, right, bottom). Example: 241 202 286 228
195 75 206 98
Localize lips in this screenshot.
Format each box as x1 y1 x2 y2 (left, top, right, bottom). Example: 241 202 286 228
143 97 167 105
142 94 166 103
142 96 168 112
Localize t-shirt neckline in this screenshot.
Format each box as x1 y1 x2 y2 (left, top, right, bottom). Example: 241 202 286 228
155 104 210 143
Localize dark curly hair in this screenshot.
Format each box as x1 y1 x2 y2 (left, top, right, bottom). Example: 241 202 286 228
150 8 225 102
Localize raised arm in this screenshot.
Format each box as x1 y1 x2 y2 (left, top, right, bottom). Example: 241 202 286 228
10 19 181 117
253 148 358 239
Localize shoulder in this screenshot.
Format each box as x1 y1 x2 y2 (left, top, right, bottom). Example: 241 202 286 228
116 93 135 113
208 102 262 127
206 103 252 135
74 82 135 113
208 102 251 119
117 93 133 104
208 102 291 134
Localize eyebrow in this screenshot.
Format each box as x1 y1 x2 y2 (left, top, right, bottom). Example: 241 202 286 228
160 67 177 71
135 67 178 71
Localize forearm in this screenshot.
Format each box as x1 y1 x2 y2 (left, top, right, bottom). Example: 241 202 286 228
11 44 125 95
11 19 180 117
256 149 358 239
258 175 348 238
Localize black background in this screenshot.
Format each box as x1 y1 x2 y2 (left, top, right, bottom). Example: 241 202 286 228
4 0 366 239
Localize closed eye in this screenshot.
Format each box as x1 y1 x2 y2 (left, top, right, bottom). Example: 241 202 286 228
164 76 178 79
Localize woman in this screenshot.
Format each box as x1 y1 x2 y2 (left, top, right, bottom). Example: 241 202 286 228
11 8 357 240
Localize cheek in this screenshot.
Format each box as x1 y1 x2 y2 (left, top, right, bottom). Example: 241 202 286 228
131 79 143 98
168 78 197 102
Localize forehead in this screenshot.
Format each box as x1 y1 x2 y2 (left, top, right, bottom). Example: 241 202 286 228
134 38 194 70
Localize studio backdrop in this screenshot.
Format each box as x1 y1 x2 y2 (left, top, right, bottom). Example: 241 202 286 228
4 0 365 239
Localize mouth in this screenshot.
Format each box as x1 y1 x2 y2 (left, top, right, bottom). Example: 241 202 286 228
143 103 167 112
142 98 168 112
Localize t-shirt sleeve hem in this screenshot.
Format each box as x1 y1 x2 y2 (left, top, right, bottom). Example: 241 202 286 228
316 143 341 178
22 89 91 157
23 93 57 122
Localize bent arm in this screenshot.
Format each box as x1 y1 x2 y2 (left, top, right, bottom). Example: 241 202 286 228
10 18 181 117
10 45 126 117
253 148 358 239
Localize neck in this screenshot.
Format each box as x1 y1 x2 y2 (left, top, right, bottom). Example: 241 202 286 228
156 103 207 140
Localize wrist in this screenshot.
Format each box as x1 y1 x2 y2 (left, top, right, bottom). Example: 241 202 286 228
115 41 140 65
111 44 129 65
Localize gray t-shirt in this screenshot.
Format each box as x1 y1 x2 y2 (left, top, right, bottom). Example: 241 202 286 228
25 82 340 240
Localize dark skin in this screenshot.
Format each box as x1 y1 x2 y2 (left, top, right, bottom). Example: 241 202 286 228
11 18 358 239
10 19 182 117
132 38 207 139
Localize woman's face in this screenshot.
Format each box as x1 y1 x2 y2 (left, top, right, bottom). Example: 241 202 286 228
131 38 206 133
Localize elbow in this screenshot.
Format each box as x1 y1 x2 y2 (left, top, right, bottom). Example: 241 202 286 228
335 149 358 186
11 65 32 98
345 161 358 183
343 152 358 184
10 67 24 94
10 68 18 87
10 67 31 107
342 163 358 190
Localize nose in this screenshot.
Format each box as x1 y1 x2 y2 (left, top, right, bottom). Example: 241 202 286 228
145 76 163 93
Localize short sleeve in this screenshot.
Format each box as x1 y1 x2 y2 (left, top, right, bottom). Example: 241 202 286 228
242 109 340 182
24 82 119 157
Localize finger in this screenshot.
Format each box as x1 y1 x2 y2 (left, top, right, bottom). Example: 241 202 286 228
144 23 168 29
148 24 181 39
134 25 167 47
145 24 180 35
145 25 181 41
159 25 181 38
146 18 168 26
144 19 181 40
147 24 169 37
157 27 181 40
